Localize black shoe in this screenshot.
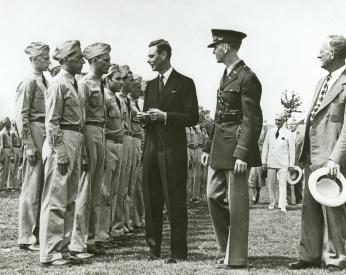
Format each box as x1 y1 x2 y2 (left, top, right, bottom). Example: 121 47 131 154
288 260 320 269
19 243 40 251
65 254 83 265
147 255 159 261
215 258 224 264
95 241 119 249
326 264 342 272
87 246 106 255
215 264 246 269
164 258 177 264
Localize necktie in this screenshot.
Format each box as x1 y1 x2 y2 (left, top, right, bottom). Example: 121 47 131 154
158 75 164 93
100 80 105 96
42 74 48 88
310 74 332 121
73 78 78 93
275 128 280 139
134 100 140 111
222 68 227 82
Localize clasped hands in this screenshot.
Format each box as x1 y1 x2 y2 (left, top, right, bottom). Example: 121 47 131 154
136 108 167 122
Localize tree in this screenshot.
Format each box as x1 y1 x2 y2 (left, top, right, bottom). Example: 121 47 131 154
280 90 302 119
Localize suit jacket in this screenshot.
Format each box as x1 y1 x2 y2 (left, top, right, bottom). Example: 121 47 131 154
293 125 305 165
204 60 263 169
262 127 295 168
143 69 199 173
300 69 346 169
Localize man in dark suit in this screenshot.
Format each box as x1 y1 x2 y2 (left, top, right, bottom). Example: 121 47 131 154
289 35 346 272
201 29 262 269
137 39 199 264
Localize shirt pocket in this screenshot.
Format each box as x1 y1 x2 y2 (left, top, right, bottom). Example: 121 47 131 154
33 89 45 112
89 90 100 108
108 103 120 118
221 89 242 109
330 103 345 122
63 94 78 119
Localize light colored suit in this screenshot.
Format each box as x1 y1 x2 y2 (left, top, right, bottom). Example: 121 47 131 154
299 68 346 268
262 127 295 209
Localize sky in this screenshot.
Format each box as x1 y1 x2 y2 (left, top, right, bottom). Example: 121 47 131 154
0 0 346 123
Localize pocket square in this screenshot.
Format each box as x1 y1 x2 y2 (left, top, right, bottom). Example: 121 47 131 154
281 137 285 140
171 90 177 93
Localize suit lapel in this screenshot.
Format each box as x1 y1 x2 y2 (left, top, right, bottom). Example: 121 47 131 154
305 77 326 123
220 60 245 91
149 76 159 108
159 69 179 108
315 70 346 116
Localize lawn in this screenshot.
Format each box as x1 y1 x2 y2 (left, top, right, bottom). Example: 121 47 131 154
0 188 337 274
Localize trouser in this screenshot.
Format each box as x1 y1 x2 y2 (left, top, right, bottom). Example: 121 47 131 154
18 122 45 245
112 135 132 231
0 148 11 190
133 164 145 227
287 180 303 204
95 140 122 242
125 136 142 228
40 130 83 263
192 147 203 200
299 166 346 267
69 125 105 252
267 167 288 209
187 147 196 201
200 164 208 198
8 147 21 189
207 166 249 266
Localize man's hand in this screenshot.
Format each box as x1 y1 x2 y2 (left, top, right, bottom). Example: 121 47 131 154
136 112 148 121
326 159 340 179
201 152 209 167
147 108 167 121
234 159 247 174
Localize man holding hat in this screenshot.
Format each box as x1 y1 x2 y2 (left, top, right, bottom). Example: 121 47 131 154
69 42 112 257
101 64 126 243
201 29 262 268
40 40 85 266
289 35 346 272
16 42 50 251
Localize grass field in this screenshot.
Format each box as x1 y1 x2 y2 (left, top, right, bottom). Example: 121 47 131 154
0 188 338 274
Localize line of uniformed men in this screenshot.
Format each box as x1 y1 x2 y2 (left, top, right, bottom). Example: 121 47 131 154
15 40 145 266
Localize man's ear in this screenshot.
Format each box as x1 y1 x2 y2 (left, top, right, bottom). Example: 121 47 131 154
161 50 168 60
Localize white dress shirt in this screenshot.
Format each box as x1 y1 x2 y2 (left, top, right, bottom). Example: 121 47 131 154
159 66 173 85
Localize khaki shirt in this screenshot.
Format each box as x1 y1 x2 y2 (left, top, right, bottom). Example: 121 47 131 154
15 72 47 151
116 92 131 131
0 128 12 161
45 68 84 161
128 95 144 136
105 88 125 137
79 71 105 123
10 128 21 148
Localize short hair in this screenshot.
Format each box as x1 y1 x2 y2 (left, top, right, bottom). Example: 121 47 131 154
327 35 346 59
225 42 241 51
287 117 297 124
149 39 172 59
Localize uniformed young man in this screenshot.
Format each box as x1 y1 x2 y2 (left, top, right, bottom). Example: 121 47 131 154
201 29 263 269
0 117 13 191
8 120 21 189
69 43 111 257
40 40 85 266
16 42 50 251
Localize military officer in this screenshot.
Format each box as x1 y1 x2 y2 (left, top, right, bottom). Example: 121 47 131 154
112 65 134 236
0 117 13 191
97 64 125 244
16 42 50 251
8 120 21 189
201 29 263 268
127 74 144 229
40 40 85 266
69 43 111 257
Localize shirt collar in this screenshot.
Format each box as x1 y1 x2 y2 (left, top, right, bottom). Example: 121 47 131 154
226 59 242 76
159 66 173 81
330 64 346 80
60 68 75 84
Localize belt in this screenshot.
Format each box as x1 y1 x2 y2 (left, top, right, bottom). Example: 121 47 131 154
3 147 11 149
30 117 45 123
133 133 142 139
105 134 123 143
13 146 21 148
61 124 83 133
188 145 198 149
124 130 133 137
216 112 242 124
86 121 105 128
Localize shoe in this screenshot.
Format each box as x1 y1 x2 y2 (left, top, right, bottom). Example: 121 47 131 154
164 258 177 264
19 243 40 251
215 258 224 264
70 251 94 259
147 255 159 261
95 241 119 249
326 264 342 272
281 208 287 212
87 246 106 255
111 235 128 241
288 260 320 269
42 258 71 266
268 204 275 210
215 264 246 269
65 254 83 264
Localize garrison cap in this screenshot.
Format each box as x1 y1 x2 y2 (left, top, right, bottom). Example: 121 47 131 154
49 59 60 71
53 40 81 61
24 42 50 57
83 43 111 60
119 65 132 78
207 29 247 48
103 63 121 80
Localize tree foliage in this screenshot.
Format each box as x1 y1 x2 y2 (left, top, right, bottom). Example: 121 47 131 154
280 90 302 119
